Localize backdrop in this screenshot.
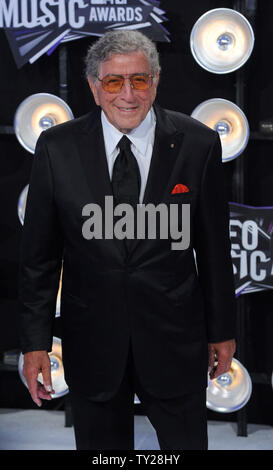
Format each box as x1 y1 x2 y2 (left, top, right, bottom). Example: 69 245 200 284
0 0 272 426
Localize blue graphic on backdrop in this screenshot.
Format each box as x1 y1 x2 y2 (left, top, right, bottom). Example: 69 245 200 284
0 0 170 68
229 202 273 296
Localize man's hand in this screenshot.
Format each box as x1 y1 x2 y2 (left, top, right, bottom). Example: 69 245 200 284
23 350 55 407
208 339 236 380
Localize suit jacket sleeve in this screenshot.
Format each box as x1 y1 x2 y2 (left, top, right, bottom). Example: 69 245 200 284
193 131 236 343
18 132 64 354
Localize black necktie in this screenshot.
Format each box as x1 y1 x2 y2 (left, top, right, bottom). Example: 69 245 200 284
112 135 141 207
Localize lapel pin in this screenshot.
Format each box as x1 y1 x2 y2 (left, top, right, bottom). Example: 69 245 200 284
170 143 175 148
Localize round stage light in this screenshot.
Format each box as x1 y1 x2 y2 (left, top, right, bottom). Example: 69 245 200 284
17 184 29 225
18 336 69 398
190 8 255 74
17 181 63 318
55 268 63 319
14 93 74 154
206 358 252 413
191 98 249 161
134 394 141 404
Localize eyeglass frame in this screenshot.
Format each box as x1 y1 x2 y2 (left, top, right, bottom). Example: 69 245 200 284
96 73 154 93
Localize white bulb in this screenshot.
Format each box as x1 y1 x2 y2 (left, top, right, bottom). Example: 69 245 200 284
190 8 255 74
191 98 249 162
14 93 74 154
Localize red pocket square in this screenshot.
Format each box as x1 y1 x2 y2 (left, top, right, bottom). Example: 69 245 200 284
171 184 189 194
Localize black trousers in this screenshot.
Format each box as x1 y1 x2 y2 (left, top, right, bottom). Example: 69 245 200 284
69 342 208 450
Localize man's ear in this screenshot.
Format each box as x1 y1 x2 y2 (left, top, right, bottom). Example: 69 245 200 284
154 72 160 89
88 78 100 106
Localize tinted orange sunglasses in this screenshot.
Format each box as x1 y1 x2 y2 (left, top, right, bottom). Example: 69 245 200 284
97 73 153 93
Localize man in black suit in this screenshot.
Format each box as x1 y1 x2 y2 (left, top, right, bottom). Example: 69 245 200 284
19 30 236 450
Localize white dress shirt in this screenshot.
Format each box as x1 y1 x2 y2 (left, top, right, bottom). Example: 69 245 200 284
101 108 156 203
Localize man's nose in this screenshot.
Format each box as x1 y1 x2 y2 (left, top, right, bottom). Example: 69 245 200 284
119 78 135 100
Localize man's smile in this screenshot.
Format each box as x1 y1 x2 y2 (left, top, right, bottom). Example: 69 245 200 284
116 105 139 113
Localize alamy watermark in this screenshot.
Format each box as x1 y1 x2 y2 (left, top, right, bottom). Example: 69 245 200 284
82 196 190 250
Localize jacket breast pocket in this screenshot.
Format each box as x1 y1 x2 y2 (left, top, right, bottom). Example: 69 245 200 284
166 190 196 203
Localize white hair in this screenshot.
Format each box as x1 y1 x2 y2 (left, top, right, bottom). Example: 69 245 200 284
85 30 161 81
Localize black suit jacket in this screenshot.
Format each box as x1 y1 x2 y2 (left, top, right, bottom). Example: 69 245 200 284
19 104 236 400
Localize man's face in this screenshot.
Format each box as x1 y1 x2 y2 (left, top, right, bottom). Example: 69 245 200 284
88 51 159 133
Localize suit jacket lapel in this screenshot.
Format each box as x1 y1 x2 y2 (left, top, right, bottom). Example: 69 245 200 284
78 109 127 259
79 108 112 206
142 104 185 205
128 104 185 256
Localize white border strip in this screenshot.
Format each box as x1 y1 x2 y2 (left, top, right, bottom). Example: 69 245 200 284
29 29 71 64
